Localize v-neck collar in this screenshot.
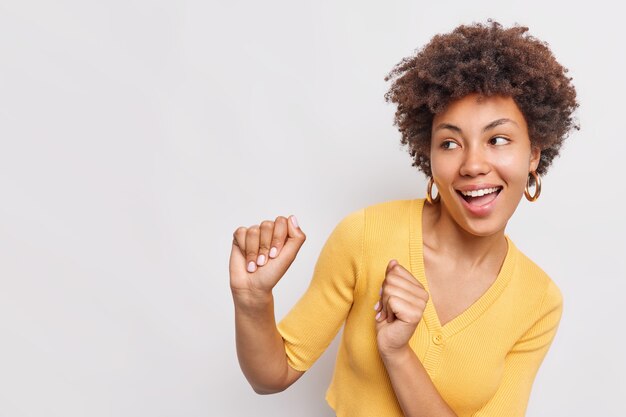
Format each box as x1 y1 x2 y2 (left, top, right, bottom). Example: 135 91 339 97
408 198 517 338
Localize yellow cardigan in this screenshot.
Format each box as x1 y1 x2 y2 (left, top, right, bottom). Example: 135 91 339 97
277 198 563 417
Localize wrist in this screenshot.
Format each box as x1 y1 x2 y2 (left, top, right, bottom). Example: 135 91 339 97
232 288 274 313
378 344 414 364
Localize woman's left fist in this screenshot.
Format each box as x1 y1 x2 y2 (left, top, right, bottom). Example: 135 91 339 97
374 259 429 355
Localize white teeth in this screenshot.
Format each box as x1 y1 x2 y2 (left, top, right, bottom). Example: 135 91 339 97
460 187 500 197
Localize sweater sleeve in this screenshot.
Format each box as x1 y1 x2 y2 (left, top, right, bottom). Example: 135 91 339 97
472 280 564 417
276 208 365 372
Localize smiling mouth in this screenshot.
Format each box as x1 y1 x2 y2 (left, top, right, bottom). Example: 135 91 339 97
457 187 503 206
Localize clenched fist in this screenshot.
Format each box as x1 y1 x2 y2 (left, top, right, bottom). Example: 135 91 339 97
374 259 429 355
229 215 306 303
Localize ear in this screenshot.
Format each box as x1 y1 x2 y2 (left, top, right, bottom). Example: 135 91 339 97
529 147 541 172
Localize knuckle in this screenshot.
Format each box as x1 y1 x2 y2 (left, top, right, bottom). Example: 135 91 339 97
384 284 398 295
247 225 260 235
271 225 288 244
275 215 287 223
386 269 398 279
274 225 288 236
260 220 274 230
385 275 399 286
391 264 403 272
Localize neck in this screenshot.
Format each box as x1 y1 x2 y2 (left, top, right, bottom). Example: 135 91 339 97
422 200 508 269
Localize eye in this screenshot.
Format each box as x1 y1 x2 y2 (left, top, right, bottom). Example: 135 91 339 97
441 140 460 150
489 136 510 146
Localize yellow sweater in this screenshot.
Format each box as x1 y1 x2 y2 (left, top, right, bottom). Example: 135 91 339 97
277 198 563 417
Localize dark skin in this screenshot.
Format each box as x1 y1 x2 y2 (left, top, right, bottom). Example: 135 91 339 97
230 93 542 414
384 20 578 180
372 93 539 416
229 215 306 394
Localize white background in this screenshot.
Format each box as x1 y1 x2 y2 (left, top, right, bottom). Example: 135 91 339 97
1 1 624 416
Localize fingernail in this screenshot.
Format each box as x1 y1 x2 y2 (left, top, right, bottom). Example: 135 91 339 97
290 216 299 228
257 254 266 266
374 301 380 311
269 247 278 258
376 311 381 320
247 261 256 273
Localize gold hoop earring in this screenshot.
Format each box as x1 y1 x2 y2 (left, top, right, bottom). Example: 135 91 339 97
426 177 440 204
524 171 541 202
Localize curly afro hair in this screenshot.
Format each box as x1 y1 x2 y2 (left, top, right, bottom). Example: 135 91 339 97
384 19 579 178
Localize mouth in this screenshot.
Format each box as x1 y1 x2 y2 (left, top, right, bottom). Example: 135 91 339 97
456 186 503 207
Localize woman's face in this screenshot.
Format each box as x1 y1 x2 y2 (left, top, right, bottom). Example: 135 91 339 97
429 93 540 237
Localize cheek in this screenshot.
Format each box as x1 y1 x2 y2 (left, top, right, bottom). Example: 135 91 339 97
496 155 531 187
429 153 456 178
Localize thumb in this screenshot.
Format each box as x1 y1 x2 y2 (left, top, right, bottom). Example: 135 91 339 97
386 259 398 275
274 215 306 269
229 237 245 269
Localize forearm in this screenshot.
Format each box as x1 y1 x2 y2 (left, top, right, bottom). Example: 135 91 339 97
380 346 458 417
233 291 292 394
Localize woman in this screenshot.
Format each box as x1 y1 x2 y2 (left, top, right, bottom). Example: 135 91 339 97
229 20 578 417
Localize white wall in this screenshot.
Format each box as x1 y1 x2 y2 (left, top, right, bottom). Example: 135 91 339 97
0 1 623 416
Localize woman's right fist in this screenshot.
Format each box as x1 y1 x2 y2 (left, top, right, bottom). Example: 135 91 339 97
229 215 306 300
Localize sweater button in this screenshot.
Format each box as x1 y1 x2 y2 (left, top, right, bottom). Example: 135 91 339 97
432 334 443 345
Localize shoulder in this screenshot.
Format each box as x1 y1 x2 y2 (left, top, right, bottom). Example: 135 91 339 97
509 240 563 311
361 198 417 214
357 198 420 225
326 199 417 249
343 198 420 231
334 198 417 227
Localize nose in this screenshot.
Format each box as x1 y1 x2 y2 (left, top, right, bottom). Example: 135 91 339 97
459 144 491 177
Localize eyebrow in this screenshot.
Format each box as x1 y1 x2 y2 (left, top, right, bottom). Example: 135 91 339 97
433 118 519 134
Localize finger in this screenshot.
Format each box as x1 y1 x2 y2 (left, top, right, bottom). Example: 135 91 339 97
379 262 397 321
257 220 274 266
375 285 385 321
386 295 403 323
382 283 425 306
376 300 387 322
374 295 383 319
385 285 428 321
386 295 424 324
272 215 306 269
269 216 288 259
232 227 247 256
386 259 426 290
386 259 398 274
379 277 428 323
378 294 393 323
244 225 261 273
230 227 247 269
379 292 398 323
378 287 386 322
387 293 399 323
382 285 421 323
384 272 429 300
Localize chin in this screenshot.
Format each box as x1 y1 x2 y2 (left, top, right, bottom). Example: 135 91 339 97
459 220 507 238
